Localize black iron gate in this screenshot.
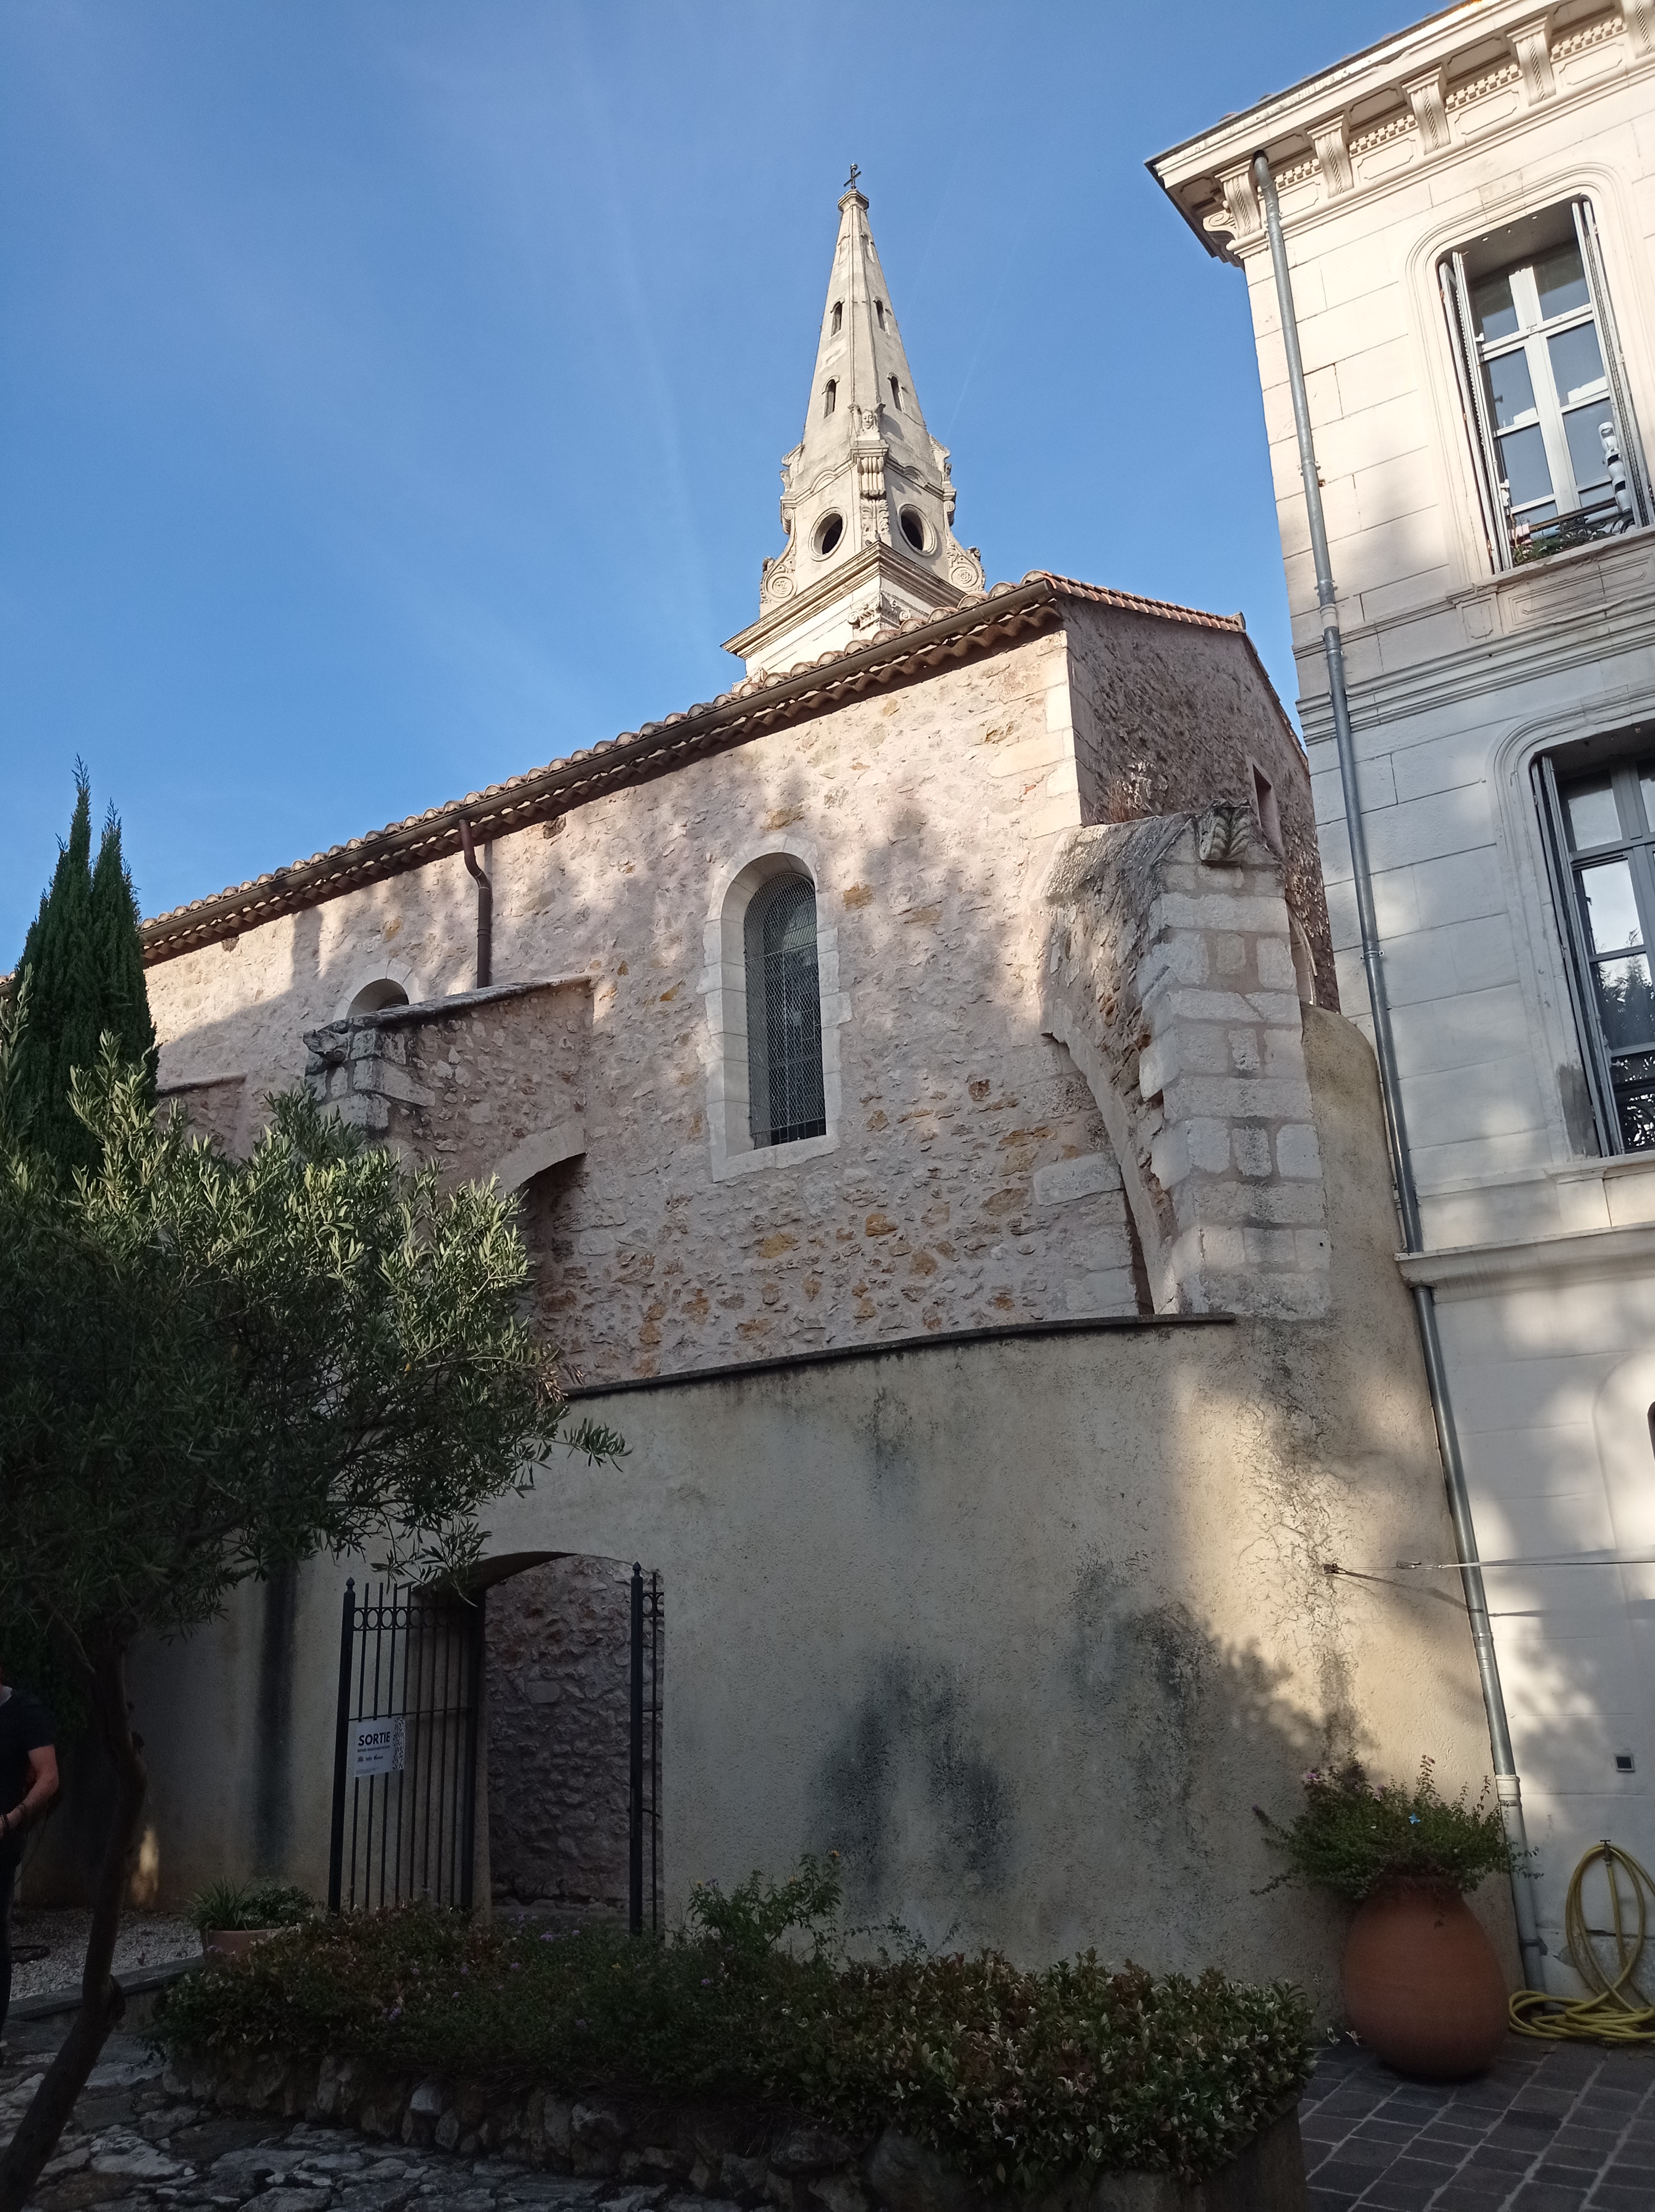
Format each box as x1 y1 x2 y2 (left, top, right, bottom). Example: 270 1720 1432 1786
628 1563 663 1935
327 1577 483 1913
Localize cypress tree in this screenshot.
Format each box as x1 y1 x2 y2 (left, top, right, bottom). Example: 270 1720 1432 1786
90 800 158 1095
12 766 156 1174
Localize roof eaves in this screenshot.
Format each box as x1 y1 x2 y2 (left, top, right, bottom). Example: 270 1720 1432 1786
140 580 1060 964
139 568 1282 965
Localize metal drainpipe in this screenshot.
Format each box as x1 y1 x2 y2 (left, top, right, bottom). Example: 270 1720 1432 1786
1252 152 1546 1987
458 818 493 990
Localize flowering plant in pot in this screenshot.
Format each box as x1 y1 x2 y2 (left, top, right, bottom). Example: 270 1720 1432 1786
188 1879 316 1964
1258 1760 1516 2080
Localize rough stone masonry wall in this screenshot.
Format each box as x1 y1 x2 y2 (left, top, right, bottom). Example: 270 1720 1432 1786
302 979 591 1176
148 632 1155 1386
1042 811 1328 1319
1059 602 1334 1006
485 1556 636 1920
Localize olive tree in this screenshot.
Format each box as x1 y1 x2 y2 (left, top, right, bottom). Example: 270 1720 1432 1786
0 1024 621 2210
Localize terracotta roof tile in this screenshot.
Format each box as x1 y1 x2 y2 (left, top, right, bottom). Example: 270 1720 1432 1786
139 571 1274 962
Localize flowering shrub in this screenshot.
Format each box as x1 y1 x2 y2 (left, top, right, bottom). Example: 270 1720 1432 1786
157 1861 1311 2186
1256 1759 1515 1903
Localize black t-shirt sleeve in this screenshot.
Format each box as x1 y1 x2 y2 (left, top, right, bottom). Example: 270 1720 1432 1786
13 1692 53 1752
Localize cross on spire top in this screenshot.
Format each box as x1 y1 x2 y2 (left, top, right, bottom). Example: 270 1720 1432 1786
844 163 860 192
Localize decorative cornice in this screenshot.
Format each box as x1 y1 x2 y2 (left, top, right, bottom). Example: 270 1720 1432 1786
721 539 960 662
1294 530 1655 740
1149 0 1648 262
1398 1217 1655 1293
139 575 1258 968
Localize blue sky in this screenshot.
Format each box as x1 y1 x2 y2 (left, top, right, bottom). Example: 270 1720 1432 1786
1 0 1409 957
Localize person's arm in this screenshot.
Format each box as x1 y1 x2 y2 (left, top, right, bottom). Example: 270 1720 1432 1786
1 1746 59 1840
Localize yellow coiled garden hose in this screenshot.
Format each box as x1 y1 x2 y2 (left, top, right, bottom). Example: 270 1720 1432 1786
1510 1839 1655 2043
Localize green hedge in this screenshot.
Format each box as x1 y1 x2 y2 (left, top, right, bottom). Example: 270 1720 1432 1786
157 1865 1313 2188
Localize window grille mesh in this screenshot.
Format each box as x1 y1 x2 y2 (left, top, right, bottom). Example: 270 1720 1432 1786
745 875 826 1149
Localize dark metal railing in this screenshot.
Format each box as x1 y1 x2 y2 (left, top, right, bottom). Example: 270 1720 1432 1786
326 1577 483 1914
627 1563 663 1935
1510 497 1636 564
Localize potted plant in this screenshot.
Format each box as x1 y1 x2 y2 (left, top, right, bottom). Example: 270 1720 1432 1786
1258 1759 1515 2079
188 1879 316 1964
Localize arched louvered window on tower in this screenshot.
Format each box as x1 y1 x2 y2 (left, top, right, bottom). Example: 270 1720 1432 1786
744 873 827 1149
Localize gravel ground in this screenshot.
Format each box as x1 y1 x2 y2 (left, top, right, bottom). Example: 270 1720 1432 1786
8 1907 199 2001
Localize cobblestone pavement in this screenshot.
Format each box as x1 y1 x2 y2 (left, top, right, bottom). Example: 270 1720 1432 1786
8 2017 1655 2211
1301 2033 1655 2209
0 2027 725 2212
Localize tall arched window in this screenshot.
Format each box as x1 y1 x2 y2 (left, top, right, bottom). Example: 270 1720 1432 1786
824 379 837 418
745 874 826 1148
830 301 842 336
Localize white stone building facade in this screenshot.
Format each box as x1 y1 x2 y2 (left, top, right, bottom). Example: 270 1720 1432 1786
1153 0 1655 1973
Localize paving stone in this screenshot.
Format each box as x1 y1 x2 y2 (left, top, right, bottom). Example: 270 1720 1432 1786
334 2182 421 2212
90 2137 191 2182
257 2190 334 2212
34 2176 145 2212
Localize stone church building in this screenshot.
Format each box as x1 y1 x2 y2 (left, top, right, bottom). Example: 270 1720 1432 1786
61 184 1512 2002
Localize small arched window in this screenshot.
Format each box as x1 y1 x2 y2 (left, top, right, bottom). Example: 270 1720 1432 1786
875 299 886 330
830 301 842 336
888 376 901 410
824 379 837 418
348 979 409 1016
745 874 826 1149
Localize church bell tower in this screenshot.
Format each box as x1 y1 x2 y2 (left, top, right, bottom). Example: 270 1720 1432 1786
724 175 986 675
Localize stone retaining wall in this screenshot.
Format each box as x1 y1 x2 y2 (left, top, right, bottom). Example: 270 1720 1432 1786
159 2049 1306 2212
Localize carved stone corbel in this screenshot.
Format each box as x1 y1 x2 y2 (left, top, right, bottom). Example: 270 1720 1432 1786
853 407 886 508
1197 802 1252 867
1309 112 1354 197
1509 11 1556 102
1621 0 1655 59
1403 65 1451 155
1214 161 1263 251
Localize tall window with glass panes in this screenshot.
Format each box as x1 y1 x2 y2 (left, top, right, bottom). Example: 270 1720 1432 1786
1442 200 1649 565
1538 754 1655 1153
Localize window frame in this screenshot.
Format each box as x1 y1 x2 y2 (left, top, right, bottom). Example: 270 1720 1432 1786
1441 197 1649 571
700 846 847 1183
743 874 828 1151
1535 749 1655 1155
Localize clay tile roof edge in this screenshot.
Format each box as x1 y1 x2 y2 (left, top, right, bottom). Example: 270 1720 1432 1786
139 568 1287 962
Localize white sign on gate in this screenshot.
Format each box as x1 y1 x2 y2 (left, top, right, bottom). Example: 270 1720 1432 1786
349 1715 407 1779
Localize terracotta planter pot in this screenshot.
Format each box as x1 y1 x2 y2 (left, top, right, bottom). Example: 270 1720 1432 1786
1342 1876 1508 2080
201 1927 279 1964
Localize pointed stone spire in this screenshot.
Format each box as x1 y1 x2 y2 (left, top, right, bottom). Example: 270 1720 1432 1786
724 178 985 674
